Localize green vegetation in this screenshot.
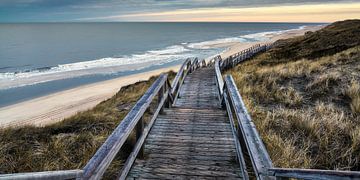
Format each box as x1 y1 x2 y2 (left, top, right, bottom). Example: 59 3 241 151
227 20 360 170
269 19 360 61
0 72 175 179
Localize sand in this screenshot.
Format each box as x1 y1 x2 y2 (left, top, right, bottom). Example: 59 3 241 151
0 25 324 128
0 66 179 127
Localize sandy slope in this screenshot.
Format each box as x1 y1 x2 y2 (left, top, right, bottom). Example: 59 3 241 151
0 25 323 128
220 25 323 59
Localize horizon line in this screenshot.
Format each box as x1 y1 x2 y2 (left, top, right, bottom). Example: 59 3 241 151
0 21 332 24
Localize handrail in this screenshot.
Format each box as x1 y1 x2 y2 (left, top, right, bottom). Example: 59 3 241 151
223 75 273 180
200 59 206 67
0 59 194 180
219 44 271 70
214 43 360 180
189 58 207 72
214 59 224 100
190 58 199 72
170 58 191 98
0 170 83 180
269 168 360 180
215 64 249 179
222 91 249 180
83 74 171 179
118 77 173 179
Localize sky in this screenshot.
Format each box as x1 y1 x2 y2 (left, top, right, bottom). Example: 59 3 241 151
0 0 359 22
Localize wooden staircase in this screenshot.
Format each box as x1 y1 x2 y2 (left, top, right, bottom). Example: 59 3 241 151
127 67 243 179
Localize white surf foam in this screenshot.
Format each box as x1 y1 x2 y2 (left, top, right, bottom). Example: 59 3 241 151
0 25 309 90
186 25 309 49
0 45 197 89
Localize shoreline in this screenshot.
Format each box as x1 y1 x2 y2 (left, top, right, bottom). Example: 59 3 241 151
0 25 324 128
0 66 180 128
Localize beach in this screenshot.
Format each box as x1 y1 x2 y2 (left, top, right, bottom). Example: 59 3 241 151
0 25 323 128
0 66 179 127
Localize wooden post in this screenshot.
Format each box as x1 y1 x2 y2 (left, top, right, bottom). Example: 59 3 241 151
136 116 144 159
158 86 164 114
164 83 171 108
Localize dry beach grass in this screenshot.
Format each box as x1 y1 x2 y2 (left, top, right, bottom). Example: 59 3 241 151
227 20 360 170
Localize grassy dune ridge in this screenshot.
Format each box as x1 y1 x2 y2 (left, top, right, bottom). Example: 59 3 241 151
228 20 360 170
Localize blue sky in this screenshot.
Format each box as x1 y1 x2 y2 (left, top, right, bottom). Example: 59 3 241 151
0 0 359 22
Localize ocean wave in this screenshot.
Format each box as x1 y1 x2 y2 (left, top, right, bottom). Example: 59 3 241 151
187 37 248 49
0 45 200 89
0 25 309 90
0 45 189 79
186 25 309 49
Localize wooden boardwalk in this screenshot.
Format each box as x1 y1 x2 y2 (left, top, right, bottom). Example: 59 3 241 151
127 67 243 179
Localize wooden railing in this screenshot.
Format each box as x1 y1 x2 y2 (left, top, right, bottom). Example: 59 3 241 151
83 73 173 180
0 59 193 180
222 75 274 180
213 44 274 180
170 58 191 104
214 58 224 100
269 168 360 180
219 44 271 71
214 43 360 180
83 59 193 180
190 58 207 72
0 170 83 180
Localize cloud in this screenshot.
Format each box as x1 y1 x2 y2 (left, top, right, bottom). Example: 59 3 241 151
0 0 357 22
78 2 360 22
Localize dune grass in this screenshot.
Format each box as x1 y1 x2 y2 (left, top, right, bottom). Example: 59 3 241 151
0 72 175 179
228 46 360 170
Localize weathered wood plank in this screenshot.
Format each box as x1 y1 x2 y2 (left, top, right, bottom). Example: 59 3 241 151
138 156 237 167
127 173 239 180
146 141 236 149
145 137 235 145
130 163 242 174
268 168 360 180
145 144 235 151
127 171 240 180
149 130 233 136
129 165 241 177
149 126 232 133
147 153 237 161
149 128 233 135
0 170 83 180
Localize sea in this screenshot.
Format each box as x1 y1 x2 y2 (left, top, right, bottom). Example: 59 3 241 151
0 22 323 107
